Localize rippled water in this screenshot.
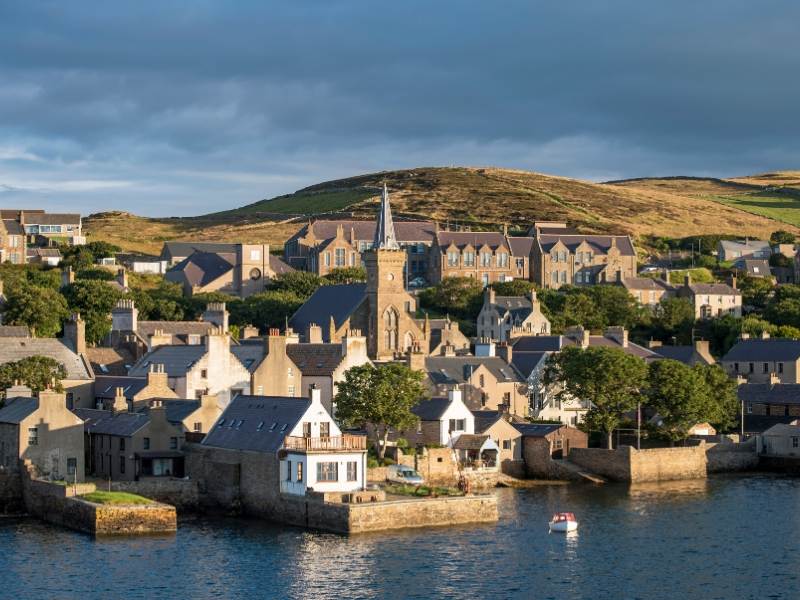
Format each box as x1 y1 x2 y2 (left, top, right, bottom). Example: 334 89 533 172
2 475 798 599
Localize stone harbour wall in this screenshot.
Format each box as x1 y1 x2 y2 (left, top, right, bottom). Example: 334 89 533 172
110 478 200 511
706 439 759 473
399 448 459 486
92 503 177 535
569 447 633 482
0 468 23 514
347 495 498 533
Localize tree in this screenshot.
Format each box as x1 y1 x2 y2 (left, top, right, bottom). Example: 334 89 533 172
590 285 646 330
646 360 712 443
324 267 366 285
738 275 775 310
651 297 695 343
561 293 603 330
63 280 124 344
543 346 647 448
0 356 67 394
232 290 303 331
334 363 427 459
3 284 69 337
770 230 796 245
418 276 484 320
269 271 325 300
490 280 536 296
695 364 739 432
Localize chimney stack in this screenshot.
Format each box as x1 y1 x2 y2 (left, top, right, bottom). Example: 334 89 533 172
605 326 628 348
497 341 513 364
149 329 171 350
475 338 496 357
684 273 692 287
406 343 426 371
448 387 463 405
202 302 229 332
112 299 138 333
308 383 322 405
565 326 590 348
64 313 86 355
117 268 128 290
307 323 323 344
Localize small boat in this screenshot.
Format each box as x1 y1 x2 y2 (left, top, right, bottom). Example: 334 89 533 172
549 512 578 533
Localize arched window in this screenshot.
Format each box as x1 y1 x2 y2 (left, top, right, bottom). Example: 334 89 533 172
383 307 399 351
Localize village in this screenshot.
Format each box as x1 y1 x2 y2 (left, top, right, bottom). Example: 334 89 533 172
1 189 800 536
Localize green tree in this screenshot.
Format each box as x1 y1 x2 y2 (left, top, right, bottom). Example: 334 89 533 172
738 275 775 310
334 363 427 459
0 356 67 394
651 297 695 344
543 346 647 448
646 360 712 443
323 267 367 284
3 284 69 337
561 292 603 330
591 285 646 329
418 276 484 320
269 271 325 300
770 230 796 245
695 363 739 432
233 290 303 331
490 280 536 296
63 280 124 344
769 253 793 269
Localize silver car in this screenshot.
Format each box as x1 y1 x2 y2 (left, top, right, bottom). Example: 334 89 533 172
386 464 424 485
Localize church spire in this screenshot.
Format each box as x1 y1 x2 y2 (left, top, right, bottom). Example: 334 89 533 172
373 183 400 250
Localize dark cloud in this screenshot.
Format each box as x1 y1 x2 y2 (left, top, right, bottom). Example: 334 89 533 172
0 1 798 215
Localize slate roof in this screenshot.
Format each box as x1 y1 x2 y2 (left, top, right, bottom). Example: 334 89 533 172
1 219 24 235
269 254 294 275
435 231 510 251
161 242 237 261
298 220 436 244
586 336 661 360
136 320 214 340
684 282 741 296
26 248 62 258
738 383 800 405
452 433 491 451
723 340 800 363
0 325 30 337
166 251 235 288
510 351 549 378
0 397 39 424
719 240 770 255
94 376 147 398
651 345 713 366
411 397 452 421
507 237 534 257
425 356 523 385
487 296 533 323
0 338 92 380
762 422 800 437
24 213 81 225
75 408 150 437
289 284 366 340
511 336 566 353
128 345 207 377
513 423 564 437
537 234 636 256
201 395 311 453
472 410 504 434
286 344 345 376
622 277 674 291
231 344 266 373
85 346 135 376
157 400 201 424
734 259 772 278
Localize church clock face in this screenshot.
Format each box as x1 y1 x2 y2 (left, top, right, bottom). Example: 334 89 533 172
387 273 395 281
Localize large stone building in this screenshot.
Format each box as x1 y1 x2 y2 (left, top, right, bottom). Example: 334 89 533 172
531 224 637 289
675 275 742 319
721 337 800 384
0 218 25 264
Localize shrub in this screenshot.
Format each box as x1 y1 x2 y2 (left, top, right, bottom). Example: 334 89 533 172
367 457 379 469
395 437 409 449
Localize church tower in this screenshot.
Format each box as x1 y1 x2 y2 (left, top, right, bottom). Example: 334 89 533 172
364 185 424 360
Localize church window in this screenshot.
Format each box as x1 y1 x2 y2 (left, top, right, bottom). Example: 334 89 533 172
383 307 399 351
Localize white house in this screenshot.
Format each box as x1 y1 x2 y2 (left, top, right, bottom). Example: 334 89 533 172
201 386 367 497
406 388 475 447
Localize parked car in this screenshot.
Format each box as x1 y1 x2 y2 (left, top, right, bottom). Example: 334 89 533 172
386 464 424 485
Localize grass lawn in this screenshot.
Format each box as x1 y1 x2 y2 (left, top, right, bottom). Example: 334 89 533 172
384 483 464 498
668 267 715 284
706 192 800 228
80 491 154 506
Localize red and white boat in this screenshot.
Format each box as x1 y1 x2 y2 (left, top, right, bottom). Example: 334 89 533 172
549 512 578 533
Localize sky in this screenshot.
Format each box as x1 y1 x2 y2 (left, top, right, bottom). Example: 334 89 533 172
1 1 798 217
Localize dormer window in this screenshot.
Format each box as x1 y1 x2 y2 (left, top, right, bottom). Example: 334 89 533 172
481 252 492 267
463 251 475 266
497 253 508 268
447 250 459 267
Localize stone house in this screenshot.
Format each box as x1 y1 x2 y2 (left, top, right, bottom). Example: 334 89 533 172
395 388 475 447
282 188 436 280
452 434 500 472
517 423 588 478
0 385 85 481
19 211 84 246
0 218 26 264
0 314 94 409
739 383 800 434
246 327 371 414
620 274 675 306
733 259 774 280
430 229 528 286
648 340 715 366
128 328 250 408
25 247 62 266
423 348 528 417
717 239 771 262
676 275 742 319
532 226 637 289
721 337 800 384
476 287 551 341
164 243 293 298
472 410 524 476
92 366 178 409
201 386 367 497
74 398 191 481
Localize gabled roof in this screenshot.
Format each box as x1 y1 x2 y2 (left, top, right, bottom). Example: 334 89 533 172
292 220 436 244
94 376 147 398
269 254 294 275
76 408 151 437
651 345 713 366
128 345 207 377
486 296 533 323
434 231 510 252
514 423 565 437
1 219 24 235
507 237 534 257
158 400 201 424
511 336 566 352
166 251 235 288
0 325 31 337
286 344 344 376
684 282 741 296
723 340 800 363
161 242 237 261
733 259 772 277
201 395 312 453
411 397 453 421
719 239 770 253
537 234 635 256
622 277 674 292
510 351 549 378
738 383 800 405
85 346 136 375
0 337 92 380
471 410 504 434
425 356 523 385
25 213 81 225
230 344 266 373
136 320 214 341
0 397 39 424
452 433 492 451
289 284 366 340
762 422 800 437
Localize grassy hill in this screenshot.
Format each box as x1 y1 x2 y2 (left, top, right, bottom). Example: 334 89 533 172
84 167 800 255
